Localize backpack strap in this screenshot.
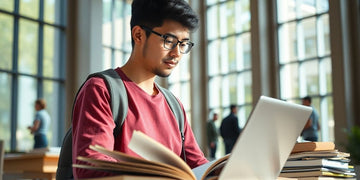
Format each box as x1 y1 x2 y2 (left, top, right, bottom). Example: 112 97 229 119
157 85 186 162
56 69 127 179
88 69 128 137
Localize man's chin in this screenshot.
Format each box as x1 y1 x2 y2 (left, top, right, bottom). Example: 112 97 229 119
157 72 171 78
155 70 172 78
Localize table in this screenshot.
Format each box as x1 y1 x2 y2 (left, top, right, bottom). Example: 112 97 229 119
3 152 59 180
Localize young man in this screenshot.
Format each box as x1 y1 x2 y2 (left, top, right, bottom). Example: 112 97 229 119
72 0 208 178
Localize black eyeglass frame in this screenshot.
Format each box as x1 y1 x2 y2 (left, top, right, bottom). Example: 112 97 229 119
140 26 194 54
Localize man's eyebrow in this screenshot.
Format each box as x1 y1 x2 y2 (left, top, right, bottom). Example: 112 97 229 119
164 33 191 41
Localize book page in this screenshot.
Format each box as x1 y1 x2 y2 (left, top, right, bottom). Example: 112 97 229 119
192 155 229 180
75 156 192 179
128 130 195 179
88 145 191 179
82 175 174 180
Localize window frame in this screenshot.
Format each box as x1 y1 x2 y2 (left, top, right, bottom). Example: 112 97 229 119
0 0 67 151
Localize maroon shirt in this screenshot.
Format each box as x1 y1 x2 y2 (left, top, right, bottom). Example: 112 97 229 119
72 68 208 179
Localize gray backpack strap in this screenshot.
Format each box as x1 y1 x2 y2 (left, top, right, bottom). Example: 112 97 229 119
89 69 128 137
157 85 186 162
57 72 99 179
56 69 127 179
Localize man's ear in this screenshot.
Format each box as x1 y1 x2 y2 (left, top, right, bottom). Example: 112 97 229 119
132 26 144 44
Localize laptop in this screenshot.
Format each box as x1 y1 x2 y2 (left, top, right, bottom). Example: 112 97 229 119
217 96 312 180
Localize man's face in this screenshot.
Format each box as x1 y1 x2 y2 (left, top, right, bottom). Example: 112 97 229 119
213 114 218 121
302 99 310 106
141 20 191 77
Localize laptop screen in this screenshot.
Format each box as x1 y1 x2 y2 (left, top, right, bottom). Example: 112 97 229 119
218 96 312 180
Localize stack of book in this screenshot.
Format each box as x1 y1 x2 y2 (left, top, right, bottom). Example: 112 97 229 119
279 142 357 180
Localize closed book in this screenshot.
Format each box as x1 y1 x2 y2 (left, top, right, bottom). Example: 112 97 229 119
288 150 350 160
291 142 335 153
284 159 349 170
280 167 355 178
281 167 353 174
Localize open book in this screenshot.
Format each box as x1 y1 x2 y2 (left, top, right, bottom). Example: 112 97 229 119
74 130 229 180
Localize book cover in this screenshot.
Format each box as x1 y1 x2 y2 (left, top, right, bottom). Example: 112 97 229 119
291 142 335 153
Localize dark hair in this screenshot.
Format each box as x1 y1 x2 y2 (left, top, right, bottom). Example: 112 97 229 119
230 104 237 111
35 99 46 109
130 0 199 47
302 96 312 103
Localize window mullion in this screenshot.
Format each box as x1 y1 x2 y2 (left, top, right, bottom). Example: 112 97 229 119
38 0 45 97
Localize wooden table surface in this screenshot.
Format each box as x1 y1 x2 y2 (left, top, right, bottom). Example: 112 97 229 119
4 152 59 180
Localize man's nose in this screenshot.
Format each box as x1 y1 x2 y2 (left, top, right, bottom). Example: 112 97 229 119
169 44 181 57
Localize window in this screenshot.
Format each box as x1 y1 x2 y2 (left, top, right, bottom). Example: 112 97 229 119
102 0 132 69
0 0 66 151
206 0 252 129
277 0 333 141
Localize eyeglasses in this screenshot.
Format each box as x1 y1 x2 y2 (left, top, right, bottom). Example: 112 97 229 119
140 26 194 54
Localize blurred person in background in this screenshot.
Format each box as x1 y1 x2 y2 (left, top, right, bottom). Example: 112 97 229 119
301 96 320 142
28 99 50 149
207 112 219 160
220 104 241 154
